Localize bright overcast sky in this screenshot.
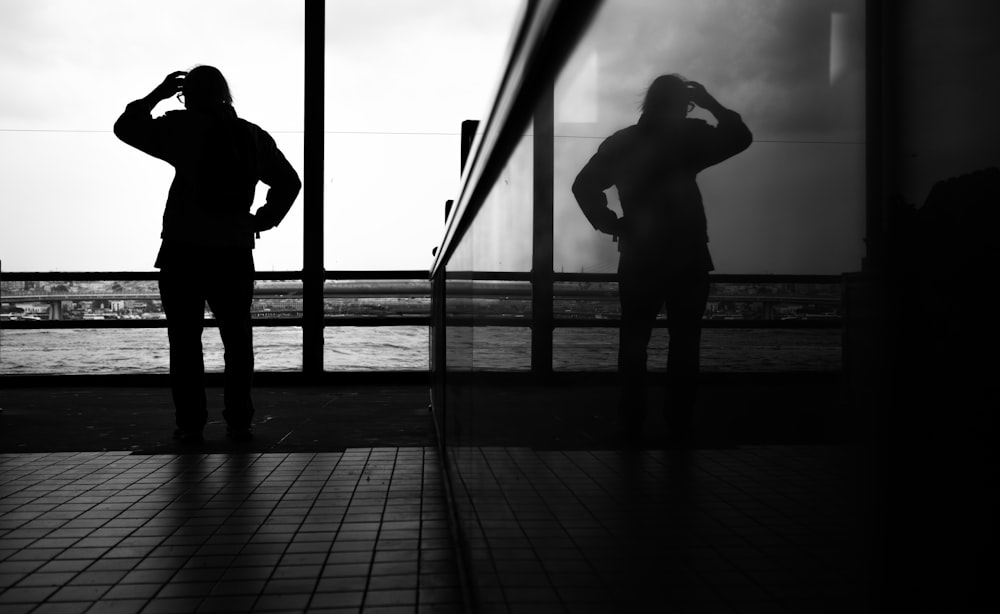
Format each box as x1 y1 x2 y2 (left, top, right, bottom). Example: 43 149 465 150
486 0 868 275
1 0 881 275
0 0 521 272
580 0 866 276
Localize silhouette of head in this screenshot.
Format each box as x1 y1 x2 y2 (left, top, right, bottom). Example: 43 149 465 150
183 65 233 110
642 74 690 125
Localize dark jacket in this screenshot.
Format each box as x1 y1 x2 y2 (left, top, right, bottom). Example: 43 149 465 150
572 109 751 272
114 101 301 252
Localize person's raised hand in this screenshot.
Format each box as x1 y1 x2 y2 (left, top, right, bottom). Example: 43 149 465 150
685 81 717 110
149 71 187 102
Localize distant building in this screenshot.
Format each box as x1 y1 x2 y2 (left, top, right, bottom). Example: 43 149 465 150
15 303 48 314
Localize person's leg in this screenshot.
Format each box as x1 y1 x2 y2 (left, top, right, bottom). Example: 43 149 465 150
206 250 256 436
618 265 665 436
663 273 710 445
158 267 208 436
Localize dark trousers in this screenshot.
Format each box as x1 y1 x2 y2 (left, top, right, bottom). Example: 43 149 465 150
618 263 710 438
158 245 255 432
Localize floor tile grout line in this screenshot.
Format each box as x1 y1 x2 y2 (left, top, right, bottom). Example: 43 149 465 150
94 454 260 611
693 450 841 540
246 450 349 613
3 449 465 613
0 453 144 504
481 447 581 611
611 447 857 608
435 448 479 614
192 452 334 609
302 447 373 613
1 454 195 557
500 447 618 606
97 452 304 612
565 448 784 610
0 453 194 608
416 447 425 601
450 446 516 612
356 446 399 612
1 446 866 612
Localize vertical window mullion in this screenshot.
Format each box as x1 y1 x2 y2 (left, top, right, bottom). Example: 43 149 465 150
303 0 325 378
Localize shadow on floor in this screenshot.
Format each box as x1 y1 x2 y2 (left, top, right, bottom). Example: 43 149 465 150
443 372 844 450
0 387 435 454
1 374 843 454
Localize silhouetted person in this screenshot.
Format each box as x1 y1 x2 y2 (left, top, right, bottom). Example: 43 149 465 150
572 75 751 444
114 66 301 443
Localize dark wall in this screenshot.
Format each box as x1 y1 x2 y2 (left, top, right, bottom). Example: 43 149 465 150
875 1 999 609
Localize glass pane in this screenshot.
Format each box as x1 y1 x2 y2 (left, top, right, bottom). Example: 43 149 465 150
0 277 306 374
324 0 522 270
553 328 841 373
553 0 866 276
323 279 430 320
444 126 534 377
0 327 302 375
0 0 304 272
1 278 163 322
468 128 534 273
323 326 427 371
319 278 430 372
553 280 842 321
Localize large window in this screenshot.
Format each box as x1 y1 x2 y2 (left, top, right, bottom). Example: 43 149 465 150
552 0 866 276
323 0 521 271
0 1 523 377
0 1 307 376
431 0 861 393
0 0 304 272
1 1 863 378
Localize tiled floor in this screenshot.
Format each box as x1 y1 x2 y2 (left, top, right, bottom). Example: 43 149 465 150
1 445 872 613
0 449 462 613
449 445 869 613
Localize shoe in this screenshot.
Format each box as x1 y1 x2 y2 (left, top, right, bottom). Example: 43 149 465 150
226 426 254 442
173 429 204 444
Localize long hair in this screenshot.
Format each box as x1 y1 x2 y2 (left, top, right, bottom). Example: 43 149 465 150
186 65 254 209
641 73 689 113
183 65 233 110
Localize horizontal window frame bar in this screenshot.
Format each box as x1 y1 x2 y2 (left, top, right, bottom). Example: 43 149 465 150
4 272 840 330
443 317 841 329
3 271 843 284
0 372 431 387
0 370 838 388
2 316 839 331
442 272 843 283
556 318 841 329
554 273 845 284
0 317 433 330
0 271 431 282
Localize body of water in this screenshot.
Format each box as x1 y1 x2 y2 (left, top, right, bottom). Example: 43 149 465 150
0 326 840 375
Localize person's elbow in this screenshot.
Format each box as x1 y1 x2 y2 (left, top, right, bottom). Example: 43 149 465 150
714 111 753 157
736 123 753 153
271 163 301 200
571 173 592 204
112 116 133 145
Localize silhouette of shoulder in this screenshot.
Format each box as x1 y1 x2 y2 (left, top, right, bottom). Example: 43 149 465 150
597 124 642 152
116 104 288 174
595 118 715 149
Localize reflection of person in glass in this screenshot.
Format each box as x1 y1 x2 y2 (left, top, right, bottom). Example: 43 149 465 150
572 74 752 444
115 66 301 444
